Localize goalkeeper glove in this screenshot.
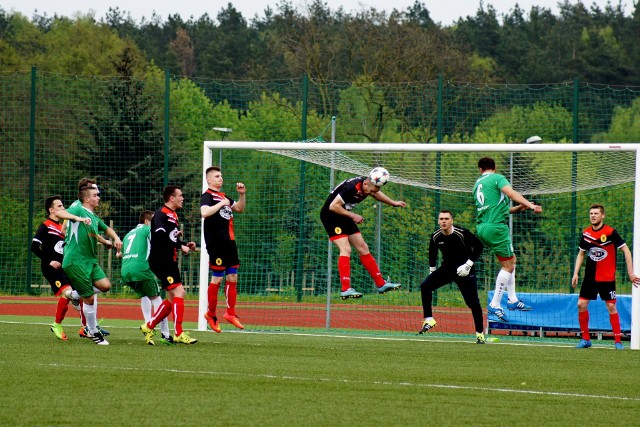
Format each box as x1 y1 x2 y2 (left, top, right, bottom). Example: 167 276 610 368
429 266 436 274
456 260 474 277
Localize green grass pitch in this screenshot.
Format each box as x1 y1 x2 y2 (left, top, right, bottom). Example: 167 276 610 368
1 318 639 426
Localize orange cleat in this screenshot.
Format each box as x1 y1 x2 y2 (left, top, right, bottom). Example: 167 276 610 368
204 313 221 333
223 313 245 330
78 326 90 338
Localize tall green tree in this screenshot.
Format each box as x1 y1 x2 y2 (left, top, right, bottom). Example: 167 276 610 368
84 45 165 231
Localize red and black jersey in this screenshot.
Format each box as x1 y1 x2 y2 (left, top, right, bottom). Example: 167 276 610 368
201 189 236 249
31 219 65 266
149 205 185 265
579 224 626 282
321 176 368 214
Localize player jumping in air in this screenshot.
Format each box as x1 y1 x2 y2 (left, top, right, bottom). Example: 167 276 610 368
473 157 541 322
320 167 405 299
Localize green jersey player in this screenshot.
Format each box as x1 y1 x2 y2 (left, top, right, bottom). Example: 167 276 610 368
65 178 112 339
62 184 122 345
117 211 173 345
473 157 542 322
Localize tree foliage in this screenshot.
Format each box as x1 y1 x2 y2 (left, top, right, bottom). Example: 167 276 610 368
3 3 640 83
84 45 165 231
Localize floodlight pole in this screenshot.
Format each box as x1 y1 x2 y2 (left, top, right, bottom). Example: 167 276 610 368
213 127 232 167
509 136 541 237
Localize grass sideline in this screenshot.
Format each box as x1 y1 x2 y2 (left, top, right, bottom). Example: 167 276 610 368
1 319 639 426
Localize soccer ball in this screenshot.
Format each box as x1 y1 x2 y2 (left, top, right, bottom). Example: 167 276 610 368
369 167 390 187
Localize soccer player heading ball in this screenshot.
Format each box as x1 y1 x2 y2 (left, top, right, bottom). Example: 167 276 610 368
320 167 404 300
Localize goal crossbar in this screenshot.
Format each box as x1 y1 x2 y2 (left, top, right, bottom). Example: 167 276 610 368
204 141 640 152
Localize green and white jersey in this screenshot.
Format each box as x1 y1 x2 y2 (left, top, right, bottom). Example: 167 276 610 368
121 224 153 281
472 172 511 225
62 203 108 267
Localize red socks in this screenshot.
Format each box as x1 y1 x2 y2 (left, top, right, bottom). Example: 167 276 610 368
173 297 184 336
207 282 220 317
359 253 385 286
338 256 351 291
578 310 590 340
148 299 172 329
579 309 622 343
610 312 622 343
55 297 69 324
225 281 237 316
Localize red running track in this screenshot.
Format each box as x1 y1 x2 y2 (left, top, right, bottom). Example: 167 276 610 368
0 296 478 334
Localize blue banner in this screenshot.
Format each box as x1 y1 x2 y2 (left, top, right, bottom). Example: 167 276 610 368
487 292 631 332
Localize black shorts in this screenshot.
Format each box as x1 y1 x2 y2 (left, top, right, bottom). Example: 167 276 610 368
579 279 617 302
150 261 182 291
42 266 72 296
320 209 359 240
206 240 240 272
421 267 481 309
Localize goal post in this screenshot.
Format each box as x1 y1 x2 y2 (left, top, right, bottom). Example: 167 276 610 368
199 141 640 350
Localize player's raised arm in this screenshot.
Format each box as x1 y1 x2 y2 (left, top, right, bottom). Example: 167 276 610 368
233 182 246 212
502 185 541 214
372 191 405 208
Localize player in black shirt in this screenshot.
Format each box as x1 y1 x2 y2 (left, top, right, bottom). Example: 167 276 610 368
201 166 246 332
141 185 198 345
31 195 84 340
418 210 485 344
320 168 405 299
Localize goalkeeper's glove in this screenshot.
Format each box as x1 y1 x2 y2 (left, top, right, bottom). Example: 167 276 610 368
429 266 436 274
456 260 474 277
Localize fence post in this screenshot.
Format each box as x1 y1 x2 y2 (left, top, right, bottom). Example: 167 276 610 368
435 75 443 213
294 74 308 302
26 66 37 294
569 78 580 293
163 70 170 187
433 75 444 304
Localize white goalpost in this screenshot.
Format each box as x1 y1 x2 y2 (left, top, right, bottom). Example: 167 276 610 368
199 141 640 350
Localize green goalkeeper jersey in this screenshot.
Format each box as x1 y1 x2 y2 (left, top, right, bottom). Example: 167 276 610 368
473 172 511 225
121 224 153 281
62 203 108 267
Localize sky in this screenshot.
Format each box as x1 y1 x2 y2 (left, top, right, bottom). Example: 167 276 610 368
0 0 635 25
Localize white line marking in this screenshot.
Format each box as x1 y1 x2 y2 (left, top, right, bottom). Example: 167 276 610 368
0 319 624 349
40 362 640 402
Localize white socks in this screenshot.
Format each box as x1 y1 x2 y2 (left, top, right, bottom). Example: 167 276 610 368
507 266 518 303
490 269 512 308
141 297 152 323
82 302 98 334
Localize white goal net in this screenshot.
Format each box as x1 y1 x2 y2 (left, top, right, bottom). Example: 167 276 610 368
198 141 640 350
